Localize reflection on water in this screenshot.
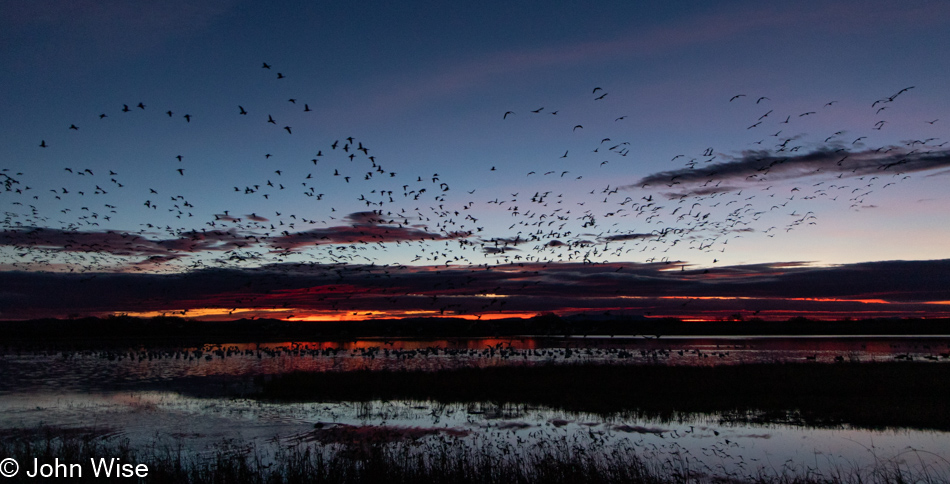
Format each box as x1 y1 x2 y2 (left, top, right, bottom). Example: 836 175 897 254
2 336 950 481
2 392 949 480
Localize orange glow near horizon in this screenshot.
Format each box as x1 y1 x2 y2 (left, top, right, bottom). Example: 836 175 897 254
656 296 893 304
115 307 542 321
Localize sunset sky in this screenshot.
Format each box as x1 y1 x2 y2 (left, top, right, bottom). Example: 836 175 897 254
2 0 949 321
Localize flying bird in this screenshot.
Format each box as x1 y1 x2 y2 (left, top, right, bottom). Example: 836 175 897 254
730 94 746 102
503 111 514 119
239 106 247 115
573 125 583 132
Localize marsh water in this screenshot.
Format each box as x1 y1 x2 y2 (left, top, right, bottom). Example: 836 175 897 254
2 335 950 480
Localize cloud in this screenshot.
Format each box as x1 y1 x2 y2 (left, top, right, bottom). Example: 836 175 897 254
629 147 950 196
0 227 241 256
600 233 655 242
244 214 269 222
268 212 468 250
2 259 950 320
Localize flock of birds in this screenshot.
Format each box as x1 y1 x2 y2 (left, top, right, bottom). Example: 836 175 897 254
2 62 947 317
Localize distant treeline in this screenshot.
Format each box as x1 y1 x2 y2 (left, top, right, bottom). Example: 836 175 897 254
2 314 950 347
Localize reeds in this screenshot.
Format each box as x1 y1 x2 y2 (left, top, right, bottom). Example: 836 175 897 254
1 427 947 484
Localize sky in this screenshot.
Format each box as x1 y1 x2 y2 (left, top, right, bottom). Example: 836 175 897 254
2 0 950 321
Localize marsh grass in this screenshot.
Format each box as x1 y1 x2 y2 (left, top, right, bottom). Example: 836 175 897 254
1 426 948 484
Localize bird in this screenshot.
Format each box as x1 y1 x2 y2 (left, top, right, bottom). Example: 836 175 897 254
284 126 292 134
756 96 769 103
503 111 514 119
239 106 247 115
262 62 271 69
730 94 745 102
69 124 78 130
267 115 276 124
573 125 583 132
39 140 47 148
183 114 191 122
304 104 311 112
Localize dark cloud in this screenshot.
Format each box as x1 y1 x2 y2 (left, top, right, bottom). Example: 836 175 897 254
629 147 950 196
0 217 467 267
2 259 949 320
483 246 519 254
0 227 244 257
244 213 269 222
600 233 655 242
269 212 467 250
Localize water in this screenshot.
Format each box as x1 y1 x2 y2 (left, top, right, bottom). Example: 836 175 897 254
2 336 949 480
